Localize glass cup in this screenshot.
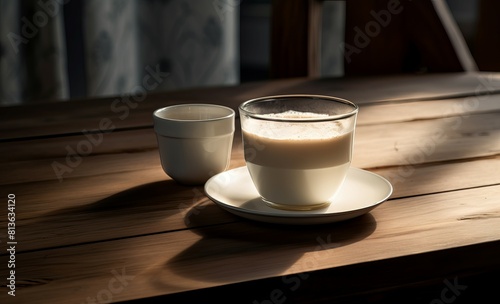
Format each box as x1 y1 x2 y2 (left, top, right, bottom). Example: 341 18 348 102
153 104 235 185
239 95 358 210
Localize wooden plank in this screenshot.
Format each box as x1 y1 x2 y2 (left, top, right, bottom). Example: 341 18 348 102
270 0 322 78
123 247 500 303
0 128 244 185
270 0 312 78
357 94 500 126
1 184 499 304
0 156 498 254
263 72 500 104
0 99 498 254
2 73 500 140
353 111 500 168
0 167 239 251
0 78 307 140
3 108 498 184
372 156 500 198
0 129 158 164
2 93 499 165
2 73 500 304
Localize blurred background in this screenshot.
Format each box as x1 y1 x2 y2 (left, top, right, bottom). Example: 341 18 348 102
0 0 497 106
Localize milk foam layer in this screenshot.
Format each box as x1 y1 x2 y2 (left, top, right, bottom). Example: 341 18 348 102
243 111 353 169
262 110 330 119
245 111 348 141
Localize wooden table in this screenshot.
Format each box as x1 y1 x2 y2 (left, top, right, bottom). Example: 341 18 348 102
1 72 499 303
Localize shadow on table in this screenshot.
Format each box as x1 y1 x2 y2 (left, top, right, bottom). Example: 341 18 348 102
19 179 203 251
154 204 376 288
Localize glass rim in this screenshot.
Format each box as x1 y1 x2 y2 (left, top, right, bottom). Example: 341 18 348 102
153 104 235 122
239 94 359 122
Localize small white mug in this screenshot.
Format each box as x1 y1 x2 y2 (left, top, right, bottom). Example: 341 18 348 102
153 104 235 185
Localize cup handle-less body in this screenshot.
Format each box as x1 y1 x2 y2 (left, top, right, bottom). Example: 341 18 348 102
156 134 233 185
153 104 235 185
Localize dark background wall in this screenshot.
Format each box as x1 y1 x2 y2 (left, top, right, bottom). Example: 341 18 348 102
239 0 481 82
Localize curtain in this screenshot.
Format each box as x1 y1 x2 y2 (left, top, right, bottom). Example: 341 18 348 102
0 0 239 106
321 1 345 77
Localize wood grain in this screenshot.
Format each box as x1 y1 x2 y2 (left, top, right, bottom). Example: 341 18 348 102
357 94 500 125
2 107 498 184
0 115 498 253
1 184 499 304
1 74 500 304
2 72 500 140
0 155 498 254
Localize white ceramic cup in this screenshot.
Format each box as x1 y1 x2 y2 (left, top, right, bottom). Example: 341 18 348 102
153 104 235 185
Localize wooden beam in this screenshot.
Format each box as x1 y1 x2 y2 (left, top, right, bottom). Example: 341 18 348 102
270 0 322 78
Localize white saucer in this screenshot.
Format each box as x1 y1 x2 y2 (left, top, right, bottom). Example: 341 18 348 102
204 166 393 225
